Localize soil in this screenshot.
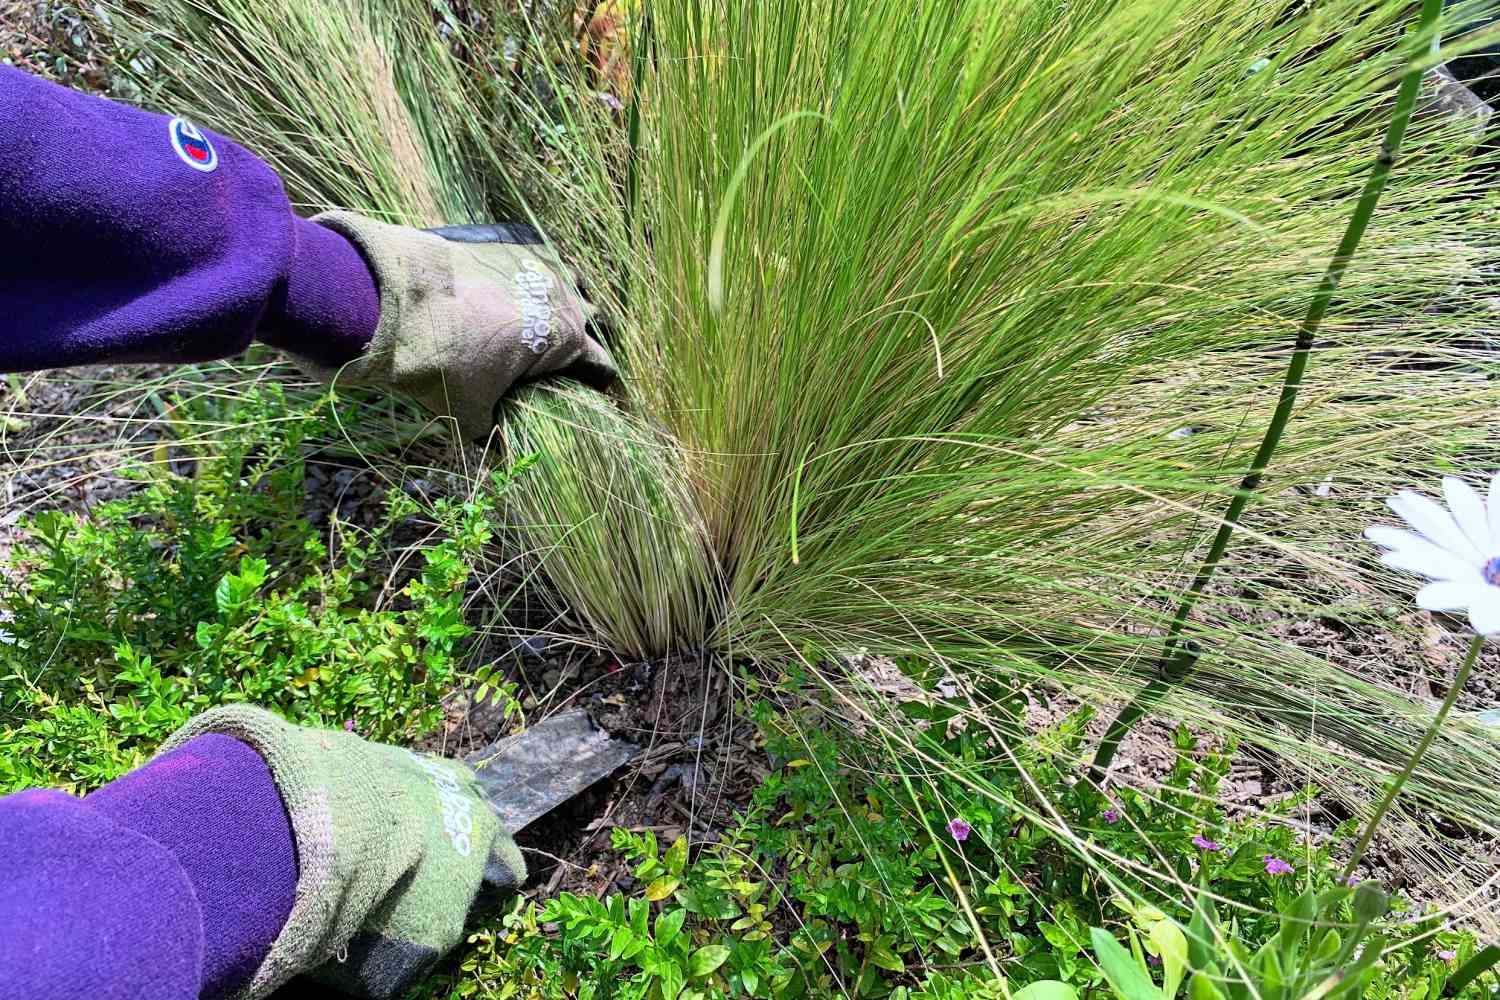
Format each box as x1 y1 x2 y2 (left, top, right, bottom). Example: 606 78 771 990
1212 529 1500 713
1209 536 1500 926
418 648 768 899
0 367 172 566
1045 524 1500 927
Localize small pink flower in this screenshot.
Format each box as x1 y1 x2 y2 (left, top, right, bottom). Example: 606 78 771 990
947 817 971 842
1192 834 1222 852
1263 855 1293 875
1103 808 1121 824
1438 950 1457 962
343 719 355 732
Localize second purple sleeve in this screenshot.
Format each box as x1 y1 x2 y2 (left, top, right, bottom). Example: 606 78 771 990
0 734 299 1000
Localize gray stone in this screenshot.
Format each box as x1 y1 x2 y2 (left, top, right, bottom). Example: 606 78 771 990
1422 65 1493 144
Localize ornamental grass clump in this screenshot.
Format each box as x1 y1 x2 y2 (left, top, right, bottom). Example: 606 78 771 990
99 0 1500 920
552 1 1500 905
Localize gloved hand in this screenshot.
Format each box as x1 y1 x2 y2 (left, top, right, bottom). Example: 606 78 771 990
160 705 525 1000
310 212 617 440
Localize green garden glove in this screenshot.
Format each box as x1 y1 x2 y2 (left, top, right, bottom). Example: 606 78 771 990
160 705 526 1000
310 211 617 440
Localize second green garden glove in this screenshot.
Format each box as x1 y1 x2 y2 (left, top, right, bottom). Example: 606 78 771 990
160 705 526 1000
310 212 617 441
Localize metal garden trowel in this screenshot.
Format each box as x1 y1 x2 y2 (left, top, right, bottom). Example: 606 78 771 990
464 709 640 832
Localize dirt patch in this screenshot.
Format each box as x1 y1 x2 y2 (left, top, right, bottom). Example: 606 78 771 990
421 648 766 900
1213 531 1500 712
1212 536 1500 923
1041 527 1500 927
0 367 174 565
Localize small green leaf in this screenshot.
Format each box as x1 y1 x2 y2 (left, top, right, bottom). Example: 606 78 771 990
1149 919 1189 999
868 943 905 973
1314 929 1341 962
646 877 681 902
1352 883 1388 925
195 620 220 649
1255 940 1285 1000
655 907 686 945
676 887 740 920
664 835 689 876
1014 981 1079 1000
688 944 731 979
1041 922 1080 952
214 574 235 616
608 925 634 961
1092 928 1166 1000
1187 890 1220 972
1277 889 1317 961
658 960 685 1000
1189 972 1228 1000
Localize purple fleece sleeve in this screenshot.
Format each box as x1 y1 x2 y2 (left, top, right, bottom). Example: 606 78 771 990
0 788 202 1000
0 734 298 1000
0 66 378 370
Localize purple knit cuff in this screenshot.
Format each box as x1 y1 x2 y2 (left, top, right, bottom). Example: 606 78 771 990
86 733 298 999
0 789 203 1000
258 215 380 368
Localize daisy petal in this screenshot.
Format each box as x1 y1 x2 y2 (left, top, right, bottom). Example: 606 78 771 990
1467 589 1500 635
1380 548 1483 584
1488 471 1500 543
1444 477 1493 555
1388 491 1484 563
1365 525 1435 552
1415 581 1489 611
1370 526 1485 581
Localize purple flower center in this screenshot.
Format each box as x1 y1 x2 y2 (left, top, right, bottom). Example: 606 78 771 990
1485 556 1500 587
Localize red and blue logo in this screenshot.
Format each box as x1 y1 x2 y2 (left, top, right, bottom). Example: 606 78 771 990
168 117 217 173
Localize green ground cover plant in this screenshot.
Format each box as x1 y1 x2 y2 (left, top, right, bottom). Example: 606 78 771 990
0 384 507 791
430 695 1491 999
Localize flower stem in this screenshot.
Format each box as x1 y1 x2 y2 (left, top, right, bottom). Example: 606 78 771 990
1090 0 1444 779
1341 633 1483 880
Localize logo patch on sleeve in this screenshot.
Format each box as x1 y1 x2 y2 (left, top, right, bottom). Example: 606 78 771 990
168 117 218 173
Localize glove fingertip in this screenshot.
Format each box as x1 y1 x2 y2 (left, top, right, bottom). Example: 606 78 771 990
571 352 619 392
485 837 527 892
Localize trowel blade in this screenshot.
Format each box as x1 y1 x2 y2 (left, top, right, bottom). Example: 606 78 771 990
465 709 639 833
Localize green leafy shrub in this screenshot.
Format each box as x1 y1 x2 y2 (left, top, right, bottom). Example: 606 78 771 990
435 698 1489 1000
1087 875 1500 1000
0 386 502 791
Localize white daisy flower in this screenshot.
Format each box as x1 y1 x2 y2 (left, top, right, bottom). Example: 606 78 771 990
1365 473 1500 635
